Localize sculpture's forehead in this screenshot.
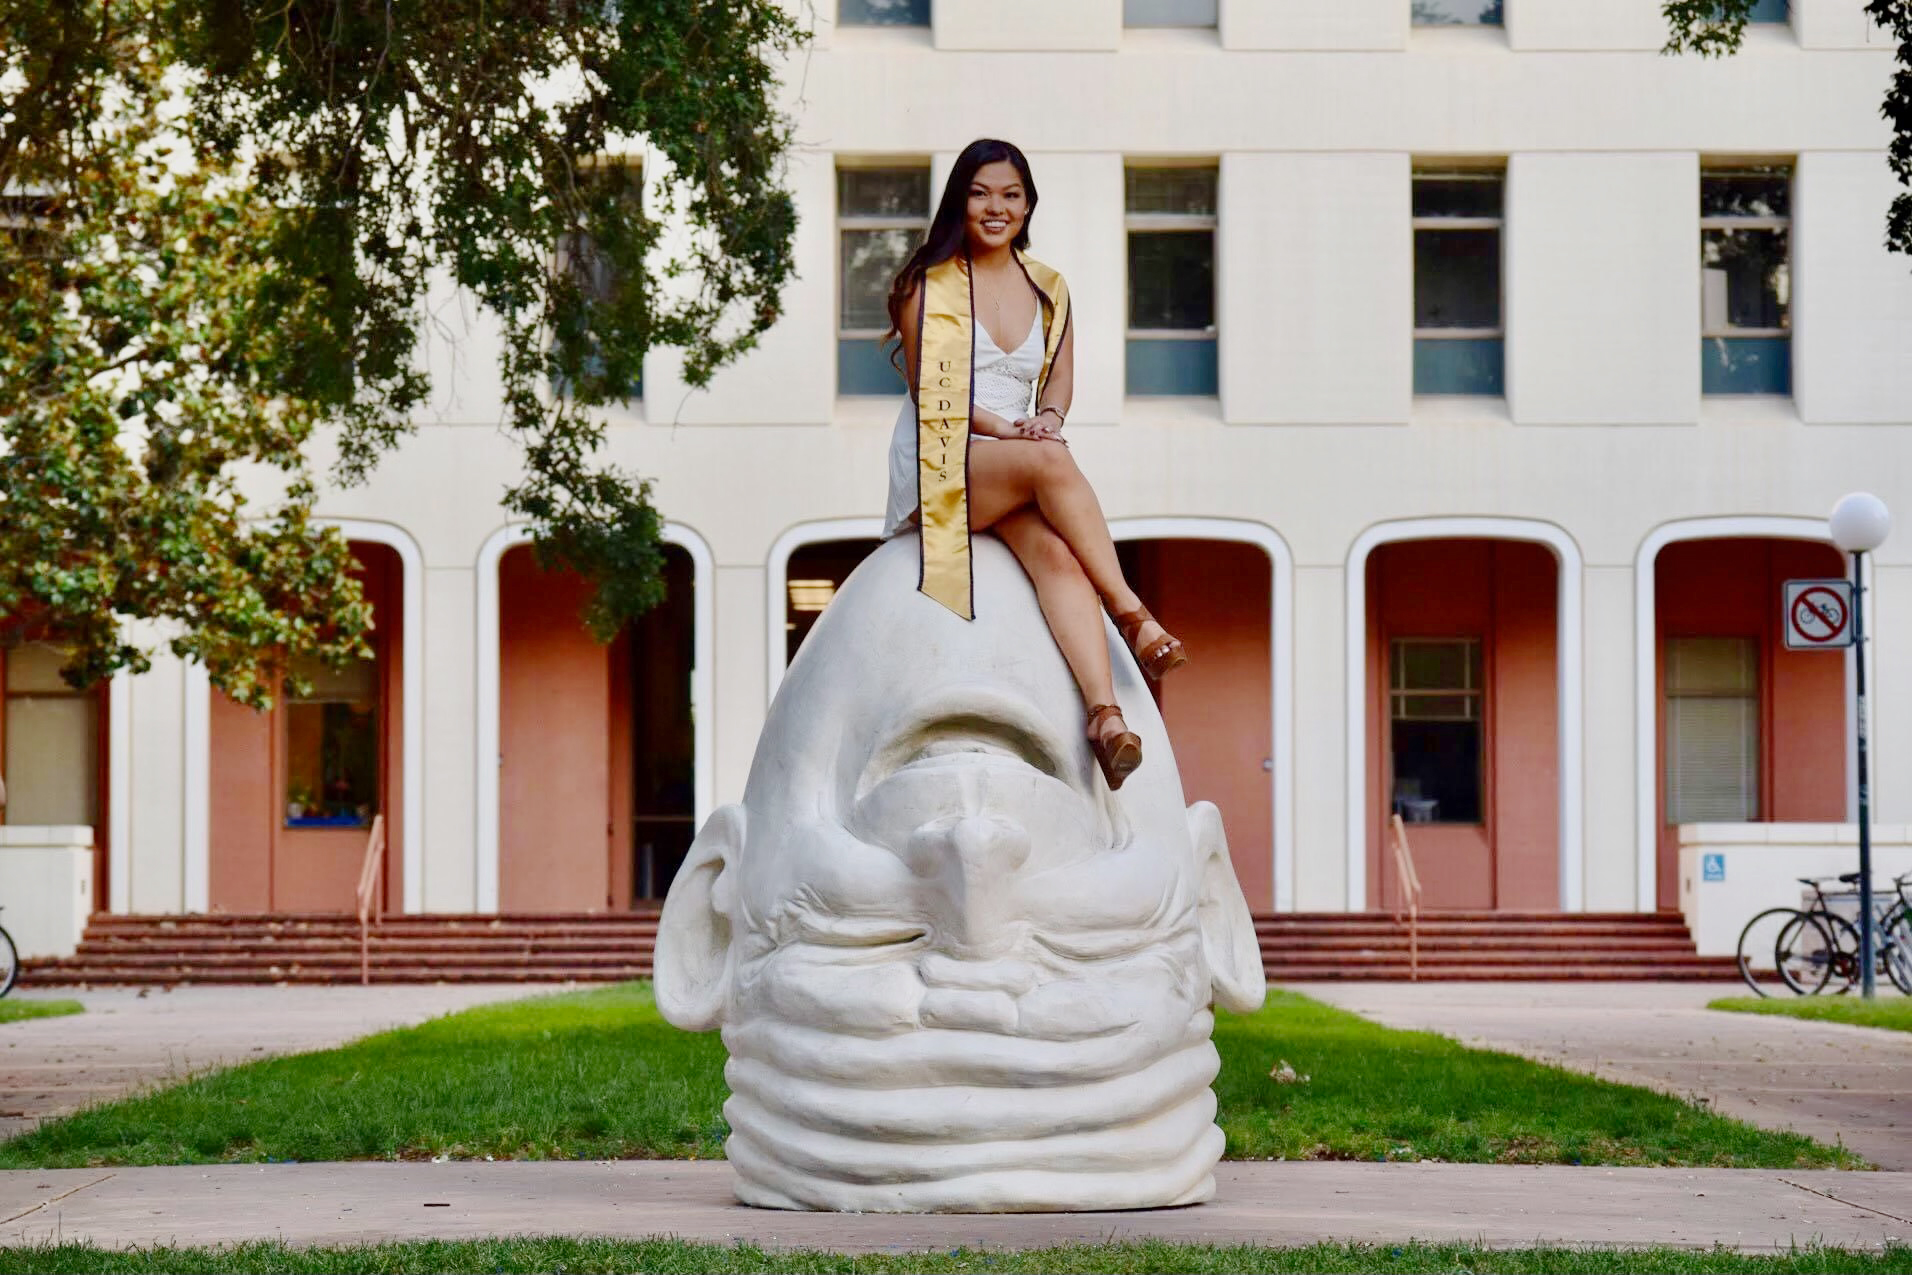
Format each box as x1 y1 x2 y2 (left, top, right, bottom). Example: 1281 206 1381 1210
740 533 1193 853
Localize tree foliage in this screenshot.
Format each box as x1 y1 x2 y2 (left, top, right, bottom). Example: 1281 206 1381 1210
0 1 803 703
1663 1 1912 264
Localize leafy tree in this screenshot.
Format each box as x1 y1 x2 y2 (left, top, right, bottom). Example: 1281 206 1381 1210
1663 1 1912 264
0 1 802 704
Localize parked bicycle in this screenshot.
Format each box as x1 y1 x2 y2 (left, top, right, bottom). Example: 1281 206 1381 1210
1736 870 1912 997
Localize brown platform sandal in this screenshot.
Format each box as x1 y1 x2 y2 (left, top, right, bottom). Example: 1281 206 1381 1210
1112 604 1188 681
1086 704 1143 791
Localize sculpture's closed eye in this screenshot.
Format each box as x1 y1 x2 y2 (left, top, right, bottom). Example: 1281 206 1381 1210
796 915 929 949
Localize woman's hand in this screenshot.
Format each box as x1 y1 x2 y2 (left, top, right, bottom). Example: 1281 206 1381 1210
1011 409 1065 443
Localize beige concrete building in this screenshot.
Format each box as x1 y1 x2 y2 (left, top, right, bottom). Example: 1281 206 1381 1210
6 0 1910 958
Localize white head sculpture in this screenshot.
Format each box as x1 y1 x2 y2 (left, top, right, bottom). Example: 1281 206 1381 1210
655 533 1265 1213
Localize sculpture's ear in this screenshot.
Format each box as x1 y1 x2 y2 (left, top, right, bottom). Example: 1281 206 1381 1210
654 803 744 1031
1187 800 1267 1014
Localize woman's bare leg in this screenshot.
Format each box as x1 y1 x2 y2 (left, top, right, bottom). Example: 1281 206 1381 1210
967 440 1169 652
991 510 1120 741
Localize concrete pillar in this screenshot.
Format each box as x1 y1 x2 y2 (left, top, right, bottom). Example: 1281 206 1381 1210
1219 0 1405 50
1218 152 1411 425
1026 151 1124 427
1871 563 1912 827
1291 563 1348 909
935 0 1120 50
1582 563 1638 910
423 566 478 912
641 148 835 426
1505 0 1667 51
1795 152 1912 425
127 647 187 913
1506 152 1699 426
714 564 767 809
1793 0 1894 49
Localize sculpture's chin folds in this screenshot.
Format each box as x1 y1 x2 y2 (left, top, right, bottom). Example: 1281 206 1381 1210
655 534 1266 1214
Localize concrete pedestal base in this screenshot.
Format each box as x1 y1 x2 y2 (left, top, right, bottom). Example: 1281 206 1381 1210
0 826 94 959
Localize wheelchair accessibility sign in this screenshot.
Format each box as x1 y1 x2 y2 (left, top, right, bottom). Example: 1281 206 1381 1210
1703 853 1725 883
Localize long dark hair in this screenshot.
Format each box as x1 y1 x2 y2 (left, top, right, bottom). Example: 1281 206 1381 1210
883 138 1039 379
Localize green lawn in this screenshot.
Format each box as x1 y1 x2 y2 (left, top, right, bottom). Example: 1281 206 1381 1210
0 998 82 1025
1709 995 1912 1032
0 984 1854 1170
2 1239 1906 1275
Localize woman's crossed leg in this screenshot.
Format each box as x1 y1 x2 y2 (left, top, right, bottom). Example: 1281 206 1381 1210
965 439 1169 751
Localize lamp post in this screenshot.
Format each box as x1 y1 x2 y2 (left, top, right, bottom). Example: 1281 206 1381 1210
1829 493 1892 999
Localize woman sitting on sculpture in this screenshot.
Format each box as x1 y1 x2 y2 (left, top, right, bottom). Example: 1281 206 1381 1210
879 137 1186 791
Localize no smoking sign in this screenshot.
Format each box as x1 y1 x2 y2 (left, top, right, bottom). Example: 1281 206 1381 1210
1783 579 1854 650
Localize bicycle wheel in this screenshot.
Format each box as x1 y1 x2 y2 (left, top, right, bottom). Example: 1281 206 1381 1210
0 926 18 998
1738 908 1820 996
1882 906 1912 996
1777 911 1840 995
1816 912 1862 995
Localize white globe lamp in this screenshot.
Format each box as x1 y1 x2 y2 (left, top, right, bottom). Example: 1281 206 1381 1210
1830 492 1891 554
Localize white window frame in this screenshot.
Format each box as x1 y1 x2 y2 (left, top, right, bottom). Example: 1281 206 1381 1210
1699 164 1793 341
1411 168 1505 344
1124 164 1219 344
836 161 931 348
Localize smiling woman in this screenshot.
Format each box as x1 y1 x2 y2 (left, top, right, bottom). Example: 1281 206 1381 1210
654 535 1264 1213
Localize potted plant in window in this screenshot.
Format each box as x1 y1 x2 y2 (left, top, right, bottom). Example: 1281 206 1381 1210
287 782 317 823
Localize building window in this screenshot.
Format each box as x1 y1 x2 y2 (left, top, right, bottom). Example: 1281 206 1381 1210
1665 637 1759 823
1701 165 1791 395
2 642 98 827
1126 166 1218 396
838 165 930 395
1124 0 1218 26
286 653 379 828
839 0 929 26
1412 1 1504 26
1390 638 1484 826
1749 0 1789 22
553 162 643 400
1413 169 1504 395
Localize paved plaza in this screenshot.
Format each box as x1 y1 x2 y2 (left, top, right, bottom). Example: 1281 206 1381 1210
1 1160 1906 1254
0 985 553 1138
1294 982 1912 1170
2 982 1908 1254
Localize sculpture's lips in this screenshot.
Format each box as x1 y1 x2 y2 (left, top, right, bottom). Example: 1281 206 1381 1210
722 1010 1214 1088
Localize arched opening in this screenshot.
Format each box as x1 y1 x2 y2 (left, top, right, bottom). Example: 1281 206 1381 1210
1652 537 1847 908
1365 538 1560 911
209 541 404 912
497 542 697 910
784 537 883 668
1117 538 1276 907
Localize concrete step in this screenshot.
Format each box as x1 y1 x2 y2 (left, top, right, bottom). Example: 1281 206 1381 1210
32 910 1728 985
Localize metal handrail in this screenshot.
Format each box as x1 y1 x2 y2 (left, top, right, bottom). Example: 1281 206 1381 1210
354 814 388 987
1390 813 1425 982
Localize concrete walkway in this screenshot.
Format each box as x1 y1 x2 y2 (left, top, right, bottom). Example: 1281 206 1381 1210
1293 982 1912 1170
0 985 555 1138
0 1161 1905 1253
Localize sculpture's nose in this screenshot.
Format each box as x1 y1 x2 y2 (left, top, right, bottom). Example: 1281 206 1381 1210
905 813 1031 952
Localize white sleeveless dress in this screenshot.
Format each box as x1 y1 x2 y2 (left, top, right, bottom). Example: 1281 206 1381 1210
880 306 1045 540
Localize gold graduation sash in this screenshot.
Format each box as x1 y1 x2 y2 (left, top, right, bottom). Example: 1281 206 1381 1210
915 250 1071 619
